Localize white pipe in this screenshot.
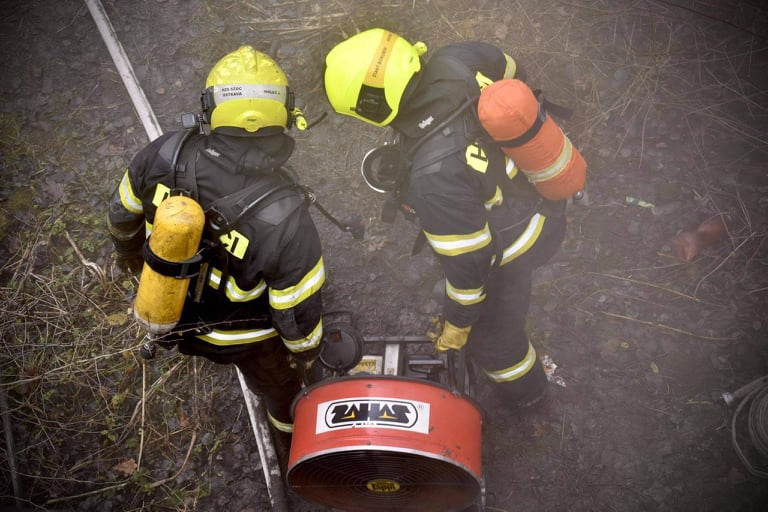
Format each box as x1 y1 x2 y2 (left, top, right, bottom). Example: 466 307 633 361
84 0 286 507
84 0 163 141
237 370 290 512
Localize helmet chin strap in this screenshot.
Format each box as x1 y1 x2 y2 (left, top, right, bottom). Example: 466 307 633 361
303 112 328 131
200 87 216 125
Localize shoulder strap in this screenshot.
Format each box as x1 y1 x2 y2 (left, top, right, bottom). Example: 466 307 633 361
158 130 190 165
205 170 301 239
407 95 478 176
429 54 478 86
158 128 200 199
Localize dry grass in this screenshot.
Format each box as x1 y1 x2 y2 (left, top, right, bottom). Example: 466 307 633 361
0 112 231 509
0 255 232 509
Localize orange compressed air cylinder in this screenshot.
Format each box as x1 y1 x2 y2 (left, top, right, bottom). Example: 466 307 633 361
478 79 586 201
134 195 205 335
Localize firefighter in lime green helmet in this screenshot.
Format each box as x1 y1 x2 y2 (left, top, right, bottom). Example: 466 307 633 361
108 46 324 446
324 29 571 411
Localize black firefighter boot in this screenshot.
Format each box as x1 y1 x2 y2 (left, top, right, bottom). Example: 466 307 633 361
496 359 550 410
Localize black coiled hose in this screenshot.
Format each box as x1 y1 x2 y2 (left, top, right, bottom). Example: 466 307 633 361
731 376 768 479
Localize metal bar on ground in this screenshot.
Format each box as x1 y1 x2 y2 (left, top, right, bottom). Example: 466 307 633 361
84 1 287 508
84 0 163 141
237 369 290 512
384 343 401 375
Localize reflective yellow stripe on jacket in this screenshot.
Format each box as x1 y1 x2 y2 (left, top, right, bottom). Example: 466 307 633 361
268 257 325 310
197 326 278 346
209 268 267 302
424 223 492 256
502 52 518 79
485 186 503 211
118 170 143 214
446 280 486 306
268 257 326 353
500 214 545 266
283 319 323 353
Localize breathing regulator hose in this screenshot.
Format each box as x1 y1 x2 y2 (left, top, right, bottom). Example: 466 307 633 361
724 375 768 478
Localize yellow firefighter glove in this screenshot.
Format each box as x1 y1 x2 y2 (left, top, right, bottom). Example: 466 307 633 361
426 316 444 341
434 320 471 352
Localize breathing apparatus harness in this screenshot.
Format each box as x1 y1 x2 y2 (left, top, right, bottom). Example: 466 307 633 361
362 64 576 257
180 109 358 237
365 95 479 223
145 110 362 283
137 111 361 360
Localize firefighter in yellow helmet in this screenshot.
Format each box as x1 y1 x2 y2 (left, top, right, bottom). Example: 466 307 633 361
107 46 325 440
324 29 570 409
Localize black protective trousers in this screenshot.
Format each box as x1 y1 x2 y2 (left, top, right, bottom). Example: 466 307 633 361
467 214 567 403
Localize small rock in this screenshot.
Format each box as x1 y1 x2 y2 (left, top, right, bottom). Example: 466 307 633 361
613 68 629 84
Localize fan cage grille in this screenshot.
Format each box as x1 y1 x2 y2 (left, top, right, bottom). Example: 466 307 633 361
287 448 480 512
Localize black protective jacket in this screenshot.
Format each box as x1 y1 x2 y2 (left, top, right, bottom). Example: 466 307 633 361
108 129 325 358
392 42 566 329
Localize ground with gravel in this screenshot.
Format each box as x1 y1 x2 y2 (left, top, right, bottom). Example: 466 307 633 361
1 1 767 511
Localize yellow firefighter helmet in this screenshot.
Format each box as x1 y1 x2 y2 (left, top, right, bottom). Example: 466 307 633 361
203 45 294 132
324 28 427 127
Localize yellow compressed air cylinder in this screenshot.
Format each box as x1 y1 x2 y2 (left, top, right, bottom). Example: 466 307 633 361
134 195 205 335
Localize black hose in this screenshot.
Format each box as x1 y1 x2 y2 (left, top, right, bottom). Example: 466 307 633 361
747 384 768 459
731 376 768 479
